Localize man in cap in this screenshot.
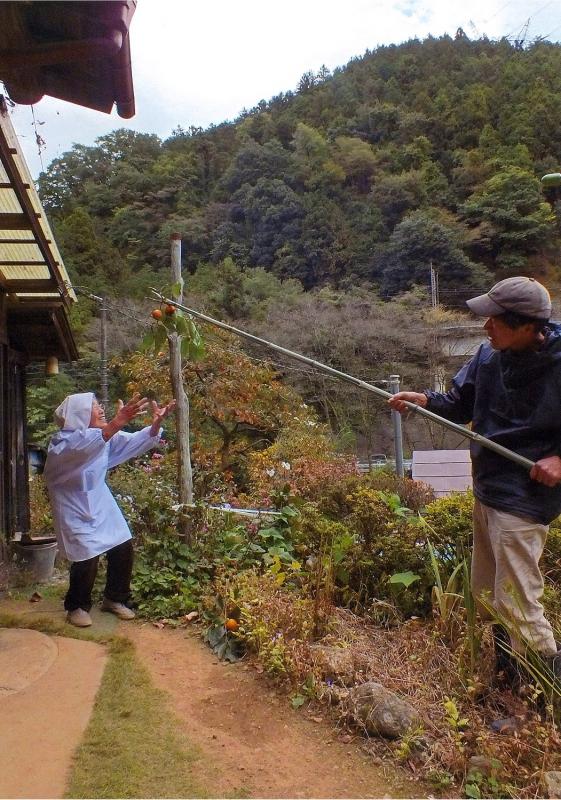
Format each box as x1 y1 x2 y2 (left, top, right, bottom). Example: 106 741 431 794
389 276 561 682
44 392 175 627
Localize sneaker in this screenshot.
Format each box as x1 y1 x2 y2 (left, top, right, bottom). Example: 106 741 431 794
101 598 135 620
492 624 523 691
67 608 92 627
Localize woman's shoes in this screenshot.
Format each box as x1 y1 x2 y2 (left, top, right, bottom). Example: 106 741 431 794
100 598 135 620
66 608 92 627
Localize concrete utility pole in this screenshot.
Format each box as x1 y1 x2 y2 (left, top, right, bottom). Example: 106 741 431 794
389 374 405 477
168 234 193 538
430 261 439 309
428 263 444 392
99 298 109 408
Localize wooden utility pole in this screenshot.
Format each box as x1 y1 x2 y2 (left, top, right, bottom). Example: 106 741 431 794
168 234 193 539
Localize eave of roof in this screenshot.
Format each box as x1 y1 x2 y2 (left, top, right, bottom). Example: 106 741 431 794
0 1 136 118
0 96 78 361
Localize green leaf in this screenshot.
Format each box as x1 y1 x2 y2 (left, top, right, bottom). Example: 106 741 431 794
139 330 155 352
174 314 189 335
181 334 205 361
153 324 168 352
464 783 481 799
291 694 306 709
170 280 183 299
389 570 421 588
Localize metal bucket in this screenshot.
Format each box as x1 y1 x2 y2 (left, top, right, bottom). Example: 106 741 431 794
12 540 58 583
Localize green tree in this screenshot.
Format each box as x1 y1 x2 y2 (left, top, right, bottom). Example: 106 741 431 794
381 210 490 295
333 136 377 192
56 207 127 290
460 166 556 271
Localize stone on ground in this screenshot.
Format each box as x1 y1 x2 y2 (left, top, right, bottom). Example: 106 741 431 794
346 680 419 739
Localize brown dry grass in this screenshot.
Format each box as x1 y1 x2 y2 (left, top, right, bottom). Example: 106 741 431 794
275 608 561 798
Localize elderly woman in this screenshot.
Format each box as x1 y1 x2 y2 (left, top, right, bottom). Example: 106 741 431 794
44 392 175 627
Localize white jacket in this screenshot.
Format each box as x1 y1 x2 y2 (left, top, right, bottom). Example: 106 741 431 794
44 393 161 561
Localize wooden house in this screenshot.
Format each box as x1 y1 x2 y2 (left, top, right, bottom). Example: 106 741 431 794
0 0 137 553
0 98 78 550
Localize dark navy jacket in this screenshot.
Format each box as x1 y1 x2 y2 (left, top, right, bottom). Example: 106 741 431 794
424 324 561 524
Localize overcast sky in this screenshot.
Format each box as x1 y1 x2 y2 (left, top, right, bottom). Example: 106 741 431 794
6 0 561 177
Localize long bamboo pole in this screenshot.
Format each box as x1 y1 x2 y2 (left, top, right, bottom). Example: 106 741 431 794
150 290 535 472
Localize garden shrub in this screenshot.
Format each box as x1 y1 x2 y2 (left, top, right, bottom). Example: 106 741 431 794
29 474 53 533
544 520 561 584
340 486 432 615
422 491 474 565
296 490 434 616
247 422 358 502
364 470 435 511
109 460 302 618
205 567 317 681
316 471 434 518
132 532 205 618
108 453 474 624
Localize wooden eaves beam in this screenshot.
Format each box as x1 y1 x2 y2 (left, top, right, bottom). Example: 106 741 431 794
3 279 55 292
0 238 42 244
0 213 32 230
50 307 76 361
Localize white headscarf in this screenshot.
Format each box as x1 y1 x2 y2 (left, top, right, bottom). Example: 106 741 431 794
54 392 95 431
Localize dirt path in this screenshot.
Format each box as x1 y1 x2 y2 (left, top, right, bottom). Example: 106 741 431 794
124 622 424 799
0 631 107 799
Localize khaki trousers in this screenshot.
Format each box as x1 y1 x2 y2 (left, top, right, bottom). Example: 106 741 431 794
472 499 557 657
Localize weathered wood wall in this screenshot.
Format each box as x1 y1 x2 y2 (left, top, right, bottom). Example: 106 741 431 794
0 294 30 547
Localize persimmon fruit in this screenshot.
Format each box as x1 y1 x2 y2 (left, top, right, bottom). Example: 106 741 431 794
225 618 239 632
151 309 163 320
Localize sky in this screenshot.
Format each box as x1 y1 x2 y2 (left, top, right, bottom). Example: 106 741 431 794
5 0 561 177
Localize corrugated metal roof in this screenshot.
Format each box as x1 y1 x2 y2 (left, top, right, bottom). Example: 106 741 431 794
0 96 76 302
0 94 78 361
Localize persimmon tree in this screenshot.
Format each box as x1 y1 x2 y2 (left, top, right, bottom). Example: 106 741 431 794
117 326 315 494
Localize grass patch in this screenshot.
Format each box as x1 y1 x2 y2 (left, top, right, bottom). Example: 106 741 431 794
66 637 208 799
0 610 109 642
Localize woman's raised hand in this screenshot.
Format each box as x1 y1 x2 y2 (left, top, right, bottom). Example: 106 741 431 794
115 393 150 424
149 399 177 435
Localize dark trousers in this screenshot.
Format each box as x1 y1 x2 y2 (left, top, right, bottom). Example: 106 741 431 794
64 539 134 612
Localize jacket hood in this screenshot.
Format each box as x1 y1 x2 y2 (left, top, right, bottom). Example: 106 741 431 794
54 393 95 431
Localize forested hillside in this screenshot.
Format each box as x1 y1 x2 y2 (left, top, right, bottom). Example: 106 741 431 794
38 34 561 307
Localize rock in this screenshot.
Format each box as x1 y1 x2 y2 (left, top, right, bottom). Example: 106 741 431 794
544 771 561 799
309 645 355 684
309 644 367 686
346 681 419 739
323 685 350 706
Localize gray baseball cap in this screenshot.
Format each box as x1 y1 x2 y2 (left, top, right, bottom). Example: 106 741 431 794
466 276 551 321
